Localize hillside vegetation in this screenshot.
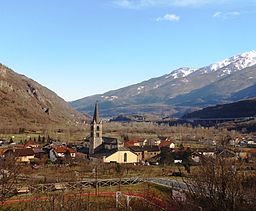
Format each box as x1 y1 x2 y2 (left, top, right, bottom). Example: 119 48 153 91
0 64 87 132
183 98 256 119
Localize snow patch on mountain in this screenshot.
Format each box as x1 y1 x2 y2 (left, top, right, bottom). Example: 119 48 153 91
137 86 145 91
101 95 119 101
165 68 197 79
153 84 160 89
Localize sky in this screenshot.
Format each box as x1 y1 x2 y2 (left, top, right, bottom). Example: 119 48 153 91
1 0 256 101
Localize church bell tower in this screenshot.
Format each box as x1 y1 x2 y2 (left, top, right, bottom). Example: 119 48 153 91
89 102 103 154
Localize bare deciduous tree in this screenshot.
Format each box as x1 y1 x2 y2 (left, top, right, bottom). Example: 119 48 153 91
183 154 256 211
0 156 20 203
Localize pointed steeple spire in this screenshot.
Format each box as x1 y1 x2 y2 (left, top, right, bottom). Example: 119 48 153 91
92 101 100 124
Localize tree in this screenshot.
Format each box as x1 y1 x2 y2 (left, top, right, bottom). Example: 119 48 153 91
183 153 256 211
37 135 41 143
0 156 20 203
42 136 45 143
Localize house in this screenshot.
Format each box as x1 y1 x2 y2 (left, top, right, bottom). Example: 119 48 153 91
159 139 175 149
143 139 161 146
195 148 216 157
24 140 39 148
0 148 9 158
14 148 35 163
129 146 160 162
124 138 147 147
93 147 138 164
50 146 76 163
0 148 35 163
33 148 48 160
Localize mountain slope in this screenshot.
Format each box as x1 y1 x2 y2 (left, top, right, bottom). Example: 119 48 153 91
71 50 256 117
183 98 256 119
168 64 256 106
0 64 87 131
230 83 256 101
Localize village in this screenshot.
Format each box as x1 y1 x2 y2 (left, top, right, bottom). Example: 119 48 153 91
1 105 256 210
0 103 256 167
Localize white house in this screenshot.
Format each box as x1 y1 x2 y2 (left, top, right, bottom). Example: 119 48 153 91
50 146 76 162
159 139 175 149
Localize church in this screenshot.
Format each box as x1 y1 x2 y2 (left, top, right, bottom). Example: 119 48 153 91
87 102 138 164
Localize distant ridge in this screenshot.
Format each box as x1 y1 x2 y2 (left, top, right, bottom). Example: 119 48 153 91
71 50 256 117
183 98 256 119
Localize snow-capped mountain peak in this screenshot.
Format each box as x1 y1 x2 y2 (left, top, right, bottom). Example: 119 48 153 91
72 50 256 117
199 50 256 76
210 58 231 71
166 67 197 79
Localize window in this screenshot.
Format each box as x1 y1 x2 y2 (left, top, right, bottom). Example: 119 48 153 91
97 126 100 131
124 153 127 163
96 132 100 138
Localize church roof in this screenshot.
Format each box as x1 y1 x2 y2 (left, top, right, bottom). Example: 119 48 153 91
129 146 160 152
91 147 135 158
103 137 118 144
92 102 100 124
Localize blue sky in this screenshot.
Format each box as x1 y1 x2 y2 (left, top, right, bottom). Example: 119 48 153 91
1 0 256 101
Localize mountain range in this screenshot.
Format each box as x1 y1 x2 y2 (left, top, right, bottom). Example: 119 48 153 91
71 50 256 117
0 64 87 132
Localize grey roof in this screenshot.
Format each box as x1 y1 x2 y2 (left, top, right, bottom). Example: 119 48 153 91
91 148 116 158
33 148 46 154
103 137 118 144
129 146 160 152
92 102 100 124
92 147 135 158
116 147 131 151
77 147 89 154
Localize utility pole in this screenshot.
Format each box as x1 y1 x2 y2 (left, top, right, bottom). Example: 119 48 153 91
94 166 99 196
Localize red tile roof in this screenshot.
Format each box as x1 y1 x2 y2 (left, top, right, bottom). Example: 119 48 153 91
124 139 145 147
0 148 9 156
159 140 174 148
24 140 38 148
54 146 76 154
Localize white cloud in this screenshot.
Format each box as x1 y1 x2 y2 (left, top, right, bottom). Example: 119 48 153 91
213 12 222 17
114 0 135 8
156 14 180 22
112 0 226 9
213 11 241 19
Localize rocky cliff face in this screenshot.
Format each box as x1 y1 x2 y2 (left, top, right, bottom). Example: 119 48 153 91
0 64 87 132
